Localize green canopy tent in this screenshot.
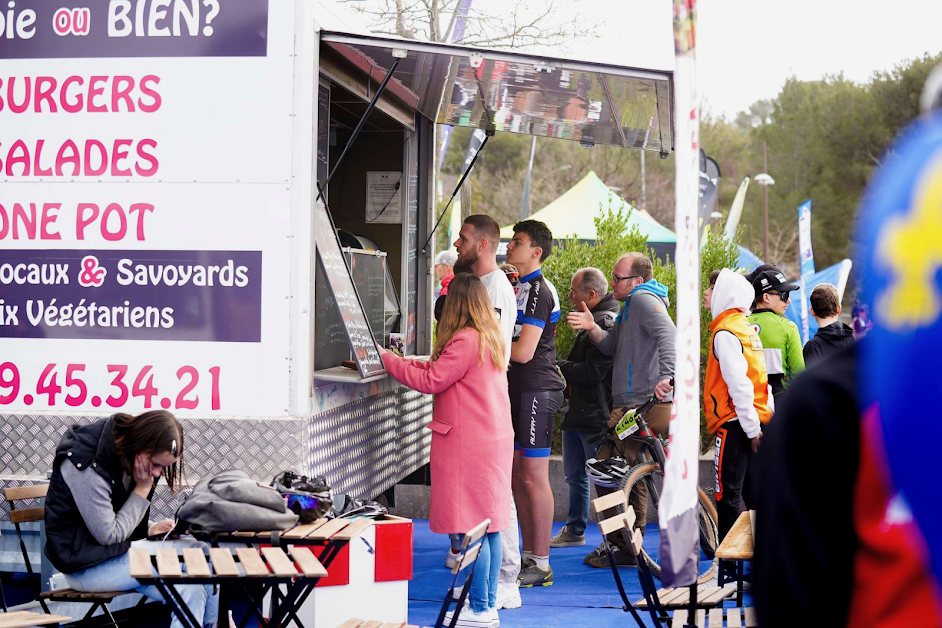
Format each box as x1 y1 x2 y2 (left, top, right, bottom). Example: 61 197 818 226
497 171 677 260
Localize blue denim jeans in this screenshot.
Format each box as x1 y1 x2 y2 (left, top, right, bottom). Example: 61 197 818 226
562 430 597 536
467 532 501 613
64 538 220 628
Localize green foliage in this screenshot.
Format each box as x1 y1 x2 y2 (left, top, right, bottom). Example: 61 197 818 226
542 195 670 361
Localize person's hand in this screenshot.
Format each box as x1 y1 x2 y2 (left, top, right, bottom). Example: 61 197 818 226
567 302 595 331
149 519 174 537
653 378 673 401
751 432 763 453
377 346 389 357
133 453 154 490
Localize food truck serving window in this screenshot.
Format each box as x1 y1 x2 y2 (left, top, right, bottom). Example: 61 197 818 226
312 57 432 383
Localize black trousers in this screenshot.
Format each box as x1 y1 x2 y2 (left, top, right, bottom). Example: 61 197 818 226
714 420 758 541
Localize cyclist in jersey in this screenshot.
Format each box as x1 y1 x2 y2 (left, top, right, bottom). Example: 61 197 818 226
505 219 564 588
747 266 805 397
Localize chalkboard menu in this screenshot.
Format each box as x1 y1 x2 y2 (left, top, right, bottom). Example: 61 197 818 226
313 198 385 377
348 251 386 345
316 82 330 193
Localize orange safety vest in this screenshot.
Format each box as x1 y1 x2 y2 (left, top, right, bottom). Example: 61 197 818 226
704 309 773 434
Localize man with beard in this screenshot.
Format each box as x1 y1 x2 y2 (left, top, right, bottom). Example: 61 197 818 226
452 214 522 609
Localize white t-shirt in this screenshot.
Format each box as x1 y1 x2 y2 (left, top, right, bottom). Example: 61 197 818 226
479 268 517 367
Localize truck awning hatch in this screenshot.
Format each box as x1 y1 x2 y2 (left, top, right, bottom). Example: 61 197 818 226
320 31 673 154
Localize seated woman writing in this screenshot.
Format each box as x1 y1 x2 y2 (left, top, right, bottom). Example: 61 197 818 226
380 273 514 628
44 410 221 628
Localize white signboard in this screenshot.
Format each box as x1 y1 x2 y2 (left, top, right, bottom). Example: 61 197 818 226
366 171 403 224
0 1 294 416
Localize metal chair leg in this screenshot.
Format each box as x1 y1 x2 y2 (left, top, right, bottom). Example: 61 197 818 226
0 575 8 612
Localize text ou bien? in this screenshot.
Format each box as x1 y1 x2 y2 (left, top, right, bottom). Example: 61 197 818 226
0 259 250 288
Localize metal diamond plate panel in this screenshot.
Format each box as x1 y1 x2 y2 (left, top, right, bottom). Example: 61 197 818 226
1 389 432 520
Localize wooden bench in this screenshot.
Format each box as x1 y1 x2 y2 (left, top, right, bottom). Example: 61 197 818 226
590 491 736 628
130 544 327 628
0 610 72 628
715 510 754 606
672 606 758 627
3 484 133 627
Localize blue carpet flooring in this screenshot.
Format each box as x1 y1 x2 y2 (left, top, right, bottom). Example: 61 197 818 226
407 520 718 627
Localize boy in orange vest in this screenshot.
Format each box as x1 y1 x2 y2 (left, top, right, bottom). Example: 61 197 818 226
703 269 774 540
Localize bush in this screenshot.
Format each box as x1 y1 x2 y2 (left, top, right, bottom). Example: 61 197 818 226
540 197 741 455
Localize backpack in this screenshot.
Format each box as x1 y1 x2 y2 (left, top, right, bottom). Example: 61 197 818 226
177 469 299 533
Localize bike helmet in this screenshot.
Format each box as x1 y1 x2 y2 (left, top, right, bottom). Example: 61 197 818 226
585 457 631 488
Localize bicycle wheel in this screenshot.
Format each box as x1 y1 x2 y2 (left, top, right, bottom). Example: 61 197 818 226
616 462 719 581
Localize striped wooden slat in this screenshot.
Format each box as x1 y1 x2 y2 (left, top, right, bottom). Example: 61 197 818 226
591 490 628 514
744 607 758 627
700 583 736 605
456 543 482 573
155 549 182 578
289 546 328 577
335 620 364 628
182 548 211 577
598 513 626 536
708 608 723 627
359 621 383 628
232 531 260 538
236 547 269 576
379 623 404 628
463 519 490 546
696 609 706 627
261 547 299 577
307 517 351 540
208 548 240 577
0 610 73 627
333 518 374 541
726 608 742 628
630 528 643 555
283 519 328 539
129 549 153 578
9 507 44 524
3 484 48 500
673 610 688 625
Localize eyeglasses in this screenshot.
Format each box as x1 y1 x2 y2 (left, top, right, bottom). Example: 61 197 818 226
767 290 790 302
612 273 643 284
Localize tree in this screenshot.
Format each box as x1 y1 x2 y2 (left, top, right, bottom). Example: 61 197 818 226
339 0 595 49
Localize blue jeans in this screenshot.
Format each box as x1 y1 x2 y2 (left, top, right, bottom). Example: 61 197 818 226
64 538 220 628
562 430 597 536
467 532 501 613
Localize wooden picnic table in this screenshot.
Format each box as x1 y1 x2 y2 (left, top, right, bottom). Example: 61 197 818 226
130 546 327 628
715 511 753 606
193 517 376 624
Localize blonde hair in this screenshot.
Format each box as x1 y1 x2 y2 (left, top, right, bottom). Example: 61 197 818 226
433 274 507 370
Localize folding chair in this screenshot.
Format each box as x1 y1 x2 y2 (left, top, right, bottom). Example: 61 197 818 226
591 491 667 627
3 485 129 628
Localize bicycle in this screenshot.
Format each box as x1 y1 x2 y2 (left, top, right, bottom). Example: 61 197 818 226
587 394 719 582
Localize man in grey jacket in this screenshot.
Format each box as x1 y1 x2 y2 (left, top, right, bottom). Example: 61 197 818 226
567 252 676 567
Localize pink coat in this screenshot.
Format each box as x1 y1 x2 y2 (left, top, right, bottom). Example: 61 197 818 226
382 329 513 534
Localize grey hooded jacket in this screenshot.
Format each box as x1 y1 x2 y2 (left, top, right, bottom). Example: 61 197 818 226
597 290 677 408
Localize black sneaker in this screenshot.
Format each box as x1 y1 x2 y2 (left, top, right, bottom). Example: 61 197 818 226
517 563 553 587
583 542 606 565
585 544 638 569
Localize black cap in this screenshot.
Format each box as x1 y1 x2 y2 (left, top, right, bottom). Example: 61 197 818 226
752 268 799 295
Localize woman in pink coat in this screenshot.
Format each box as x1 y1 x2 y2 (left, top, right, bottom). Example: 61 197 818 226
380 273 513 628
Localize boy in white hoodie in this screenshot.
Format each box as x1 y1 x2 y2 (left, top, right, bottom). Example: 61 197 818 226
703 269 774 540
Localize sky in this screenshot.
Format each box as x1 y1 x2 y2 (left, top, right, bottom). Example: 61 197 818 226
323 0 942 119
569 0 942 118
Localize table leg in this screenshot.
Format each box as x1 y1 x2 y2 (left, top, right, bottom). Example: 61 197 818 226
153 580 203 628
236 584 272 628
737 560 744 606
267 580 313 628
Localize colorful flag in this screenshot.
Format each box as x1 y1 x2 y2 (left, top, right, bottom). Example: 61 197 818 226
797 200 815 342
658 0 700 588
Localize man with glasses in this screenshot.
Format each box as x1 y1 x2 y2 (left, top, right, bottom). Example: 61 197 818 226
747 266 805 398
567 253 676 568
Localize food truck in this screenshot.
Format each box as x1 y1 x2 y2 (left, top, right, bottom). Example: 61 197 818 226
0 0 675 535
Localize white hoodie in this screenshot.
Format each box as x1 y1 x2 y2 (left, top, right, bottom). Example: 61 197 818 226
710 269 771 439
